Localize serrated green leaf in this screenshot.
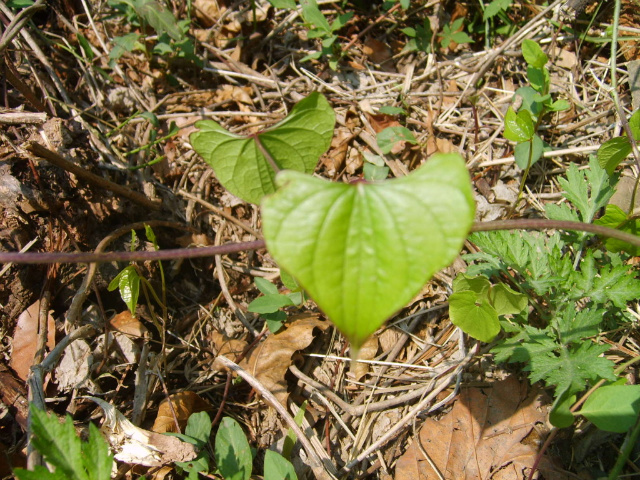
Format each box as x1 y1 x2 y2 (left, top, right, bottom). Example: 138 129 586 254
248 294 295 314
514 134 544 169
262 153 474 348
264 450 298 480
376 126 418 154
594 204 640 255
83 423 114 480
503 107 534 142
560 157 614 223
29 407 90 480
488 283 528 316
553 307 603 345
597 136 632 174
449 290 500 342
255 277 279 295
521 39 547 68
191 93 335 204
579 385 640 432
529 343 615 398
134 0 183 40
215 417 252 480
14 465 67 480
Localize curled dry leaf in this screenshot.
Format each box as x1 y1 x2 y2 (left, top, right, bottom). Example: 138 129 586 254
394 376 569 480
239 313 329 406
10 300 56 381
109 310 148 338
152 391 212 433
88 396 198 467
211 330 249 373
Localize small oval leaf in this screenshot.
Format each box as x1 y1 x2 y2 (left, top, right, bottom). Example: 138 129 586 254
262 153 475 348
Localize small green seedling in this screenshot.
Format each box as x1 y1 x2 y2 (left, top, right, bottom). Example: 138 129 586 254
107 0 199 66
174 414 297 480
437 18 474 50
248 272 306 332
298 0 353 69
402 17 433 53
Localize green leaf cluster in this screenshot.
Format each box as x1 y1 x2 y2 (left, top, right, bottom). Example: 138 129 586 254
505 40 569 170
402 18 433 53
107 0 199 65
14 406 113 480
247 273 306 332
215 416 297 480
449 273 527 342
173 413 299 480
437 18 474 50
464 159 640 426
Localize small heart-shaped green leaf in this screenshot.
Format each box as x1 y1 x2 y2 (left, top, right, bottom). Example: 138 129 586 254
190 93 335 204
262 153 475 348
449 290 501 343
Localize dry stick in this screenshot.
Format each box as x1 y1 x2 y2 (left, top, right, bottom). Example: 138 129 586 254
214 355 338 480
337 346 476 477
3 219 639 266
23 142 162 211
65 220 196 327
0 112 48 124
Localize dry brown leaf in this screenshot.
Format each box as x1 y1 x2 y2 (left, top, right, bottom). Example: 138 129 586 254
322 126 353 176
363 37 393 65
394 376 569 480
152 391 212 433
10 300 56 381
211 330 249 373
239 313 329 405
366 113 401 134
109 310 148 338
353 335 379 381
193 0 221 28
425 137 456 156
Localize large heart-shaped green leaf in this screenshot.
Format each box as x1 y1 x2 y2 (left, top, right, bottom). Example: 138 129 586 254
262 153 475 349
190 93 335 204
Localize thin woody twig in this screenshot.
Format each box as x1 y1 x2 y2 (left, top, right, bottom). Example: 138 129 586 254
23 141 162 211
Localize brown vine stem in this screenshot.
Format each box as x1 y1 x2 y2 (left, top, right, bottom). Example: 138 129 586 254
1 219 639 265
